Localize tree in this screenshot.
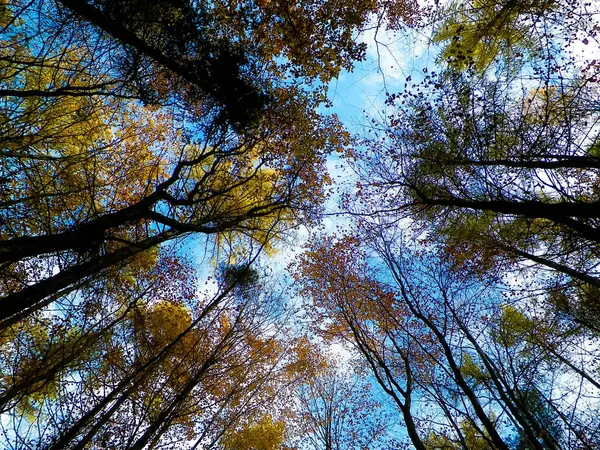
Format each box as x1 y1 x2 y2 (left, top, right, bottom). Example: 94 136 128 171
424 418 502 450
294 224 600 450
358 64 600 314
0 0 425 329
289 1 600 448
221 415 286 450
0 1 426 448
294 235 462 450
432 0 551 72
294 357 392 450
1 0 385 327
0 258 309 449
431 0 593 73
352 0 600 312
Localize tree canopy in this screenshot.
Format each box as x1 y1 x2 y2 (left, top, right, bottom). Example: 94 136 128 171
2 0 600 449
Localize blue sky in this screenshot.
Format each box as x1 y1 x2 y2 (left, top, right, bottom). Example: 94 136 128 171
328 25 437 126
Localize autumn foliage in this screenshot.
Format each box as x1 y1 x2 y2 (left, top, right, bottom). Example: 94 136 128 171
2 0 600 449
